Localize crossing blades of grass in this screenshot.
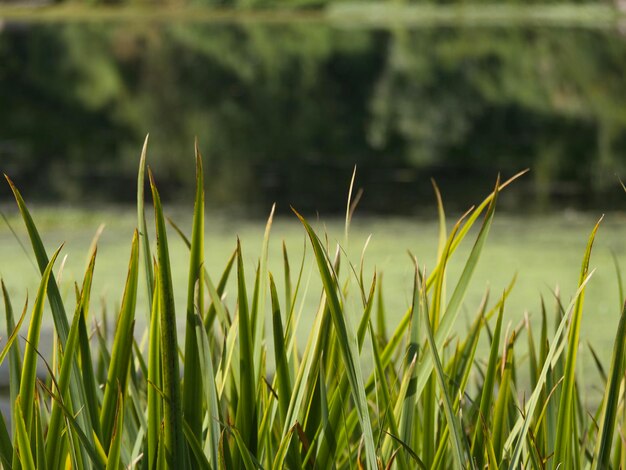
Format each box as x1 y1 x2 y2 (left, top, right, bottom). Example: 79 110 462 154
137 134 154 309
294 209 377 470
182 142 205 445
234 239 257 466
553 216 602 469
16 245 61 438
100 230 139 452
420 270 473 470
591 300 626 469
471 295 505 468
45 249 97 470
149 170 185 469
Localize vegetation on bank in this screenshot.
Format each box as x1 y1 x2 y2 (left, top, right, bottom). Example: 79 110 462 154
0 139 624 469
3 16 626 211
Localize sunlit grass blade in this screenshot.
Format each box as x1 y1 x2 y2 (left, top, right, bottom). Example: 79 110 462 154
46 250 97 470
38 378 107 470
234 239 257 464
15 245 61 444
251 204 275 377
105 390 124 470
137 134 154 309
2 280 23 430
100 230 139 452
432 178 448 263
5 176 70 340
149 169 185 469
183 143 205 444
398 268 422 458
269 273 292 424
282 242 292 317
420 272 473 470
471 296 505 468
313 273 375 468
77 303 102 441
553 216 603 469
228 426 259 470
294 209 377 470
0 283 26 373
183 421 211 470
505 269 596 469
0 412 12 469
147 269 162 470
6 176 97 459
432 299 485 470
195 312 220 469
167 216 234 330
33 401 46 470
492 332 515 461
14 397 35 470
591 300 626 469
271 423 297 470
409 176 500 411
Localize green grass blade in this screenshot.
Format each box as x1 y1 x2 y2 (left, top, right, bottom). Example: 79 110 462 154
553 217 602 469
5 176 70 341
100 231 139 452
505 269 596 468
370 321 408 468
0 411 13 469
6 176 97 460
271 423 297 470
432 179 448 263
0 283 26 372
195 312 220 469
471 296 505 467
46 250 97 469
105 390 124 470
411 176 500 410
421 274 472 470
228 427 259 470
282 242 292 317
77 302 102 441
2 279 23 436
183 145 205 444
252 205 275 377
41 381 107 470
14 397 35 470
147 270 162 470
492 333 515 461
294 209 377 470
167 217 234 330
149 170 185 469
137 134 154 310
33 400 46 470
269 273 292 424
592 300 626 469
398 268 422 456
183 421 211 470
234 239 257 462
16 245 61 435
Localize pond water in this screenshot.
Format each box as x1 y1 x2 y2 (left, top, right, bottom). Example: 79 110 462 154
2 18 626 212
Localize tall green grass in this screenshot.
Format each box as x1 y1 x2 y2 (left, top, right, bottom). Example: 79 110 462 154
0 141 624 469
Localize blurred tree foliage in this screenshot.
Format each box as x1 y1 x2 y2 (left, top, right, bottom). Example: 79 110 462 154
1 23 625 211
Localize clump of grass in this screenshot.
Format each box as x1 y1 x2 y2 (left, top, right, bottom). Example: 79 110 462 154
0 138 624 470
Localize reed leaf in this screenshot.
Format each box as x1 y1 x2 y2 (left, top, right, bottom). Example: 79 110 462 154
182 143 205 445
149 170 185 469
591 300 626 469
